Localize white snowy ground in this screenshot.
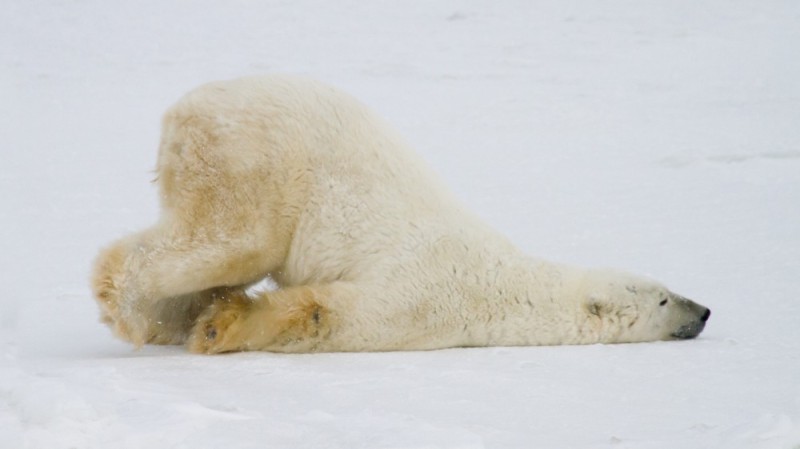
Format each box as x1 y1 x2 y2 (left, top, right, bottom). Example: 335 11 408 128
2 1 799 448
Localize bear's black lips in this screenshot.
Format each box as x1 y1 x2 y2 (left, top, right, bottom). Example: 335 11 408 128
671 321 706 339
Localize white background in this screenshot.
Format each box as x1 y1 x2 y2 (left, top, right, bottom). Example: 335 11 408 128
2 1 799 448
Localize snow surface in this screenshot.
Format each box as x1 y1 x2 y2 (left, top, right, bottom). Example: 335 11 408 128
2 1 800 448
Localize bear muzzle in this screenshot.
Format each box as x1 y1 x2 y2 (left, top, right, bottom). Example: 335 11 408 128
671 304 711 339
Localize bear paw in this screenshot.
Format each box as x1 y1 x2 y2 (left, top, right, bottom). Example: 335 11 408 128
91 243 146 346
188 289 252 354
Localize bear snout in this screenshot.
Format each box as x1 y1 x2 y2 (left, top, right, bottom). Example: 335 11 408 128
670 320 706 339
670 300 711 339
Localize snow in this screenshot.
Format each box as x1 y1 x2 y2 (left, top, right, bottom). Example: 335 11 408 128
2 1 799 448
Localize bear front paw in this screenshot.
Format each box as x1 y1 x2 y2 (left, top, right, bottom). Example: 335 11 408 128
188 289 253 354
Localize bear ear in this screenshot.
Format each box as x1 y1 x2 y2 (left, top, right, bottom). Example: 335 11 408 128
585 301 604 318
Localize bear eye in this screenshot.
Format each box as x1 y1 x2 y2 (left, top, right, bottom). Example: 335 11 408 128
659 299 668 306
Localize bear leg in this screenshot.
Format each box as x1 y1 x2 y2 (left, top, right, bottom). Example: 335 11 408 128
91 223 274 347
187 282 374 354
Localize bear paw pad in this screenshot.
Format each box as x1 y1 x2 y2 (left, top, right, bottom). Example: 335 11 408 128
188 289 252 354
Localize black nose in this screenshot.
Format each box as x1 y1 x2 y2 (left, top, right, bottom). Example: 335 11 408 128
701 308 711 322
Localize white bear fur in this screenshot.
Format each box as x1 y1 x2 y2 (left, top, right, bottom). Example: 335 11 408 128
91 75 710 353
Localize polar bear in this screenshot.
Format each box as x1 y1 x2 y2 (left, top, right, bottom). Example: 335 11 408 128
92 75 711 353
